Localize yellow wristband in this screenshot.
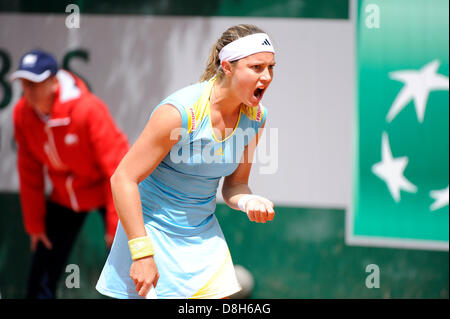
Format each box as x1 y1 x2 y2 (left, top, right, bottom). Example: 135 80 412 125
128 236 154 260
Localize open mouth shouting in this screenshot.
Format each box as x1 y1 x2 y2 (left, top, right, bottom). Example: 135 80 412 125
252 86 266 104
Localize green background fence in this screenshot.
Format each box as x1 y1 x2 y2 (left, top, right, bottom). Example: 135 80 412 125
1 193 447 299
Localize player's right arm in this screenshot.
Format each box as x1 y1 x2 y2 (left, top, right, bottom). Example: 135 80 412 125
110 104 182 297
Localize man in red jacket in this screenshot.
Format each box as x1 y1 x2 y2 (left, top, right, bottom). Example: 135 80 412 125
11 49 129 299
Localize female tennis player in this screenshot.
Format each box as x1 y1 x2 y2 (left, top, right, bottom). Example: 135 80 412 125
96 24 276 299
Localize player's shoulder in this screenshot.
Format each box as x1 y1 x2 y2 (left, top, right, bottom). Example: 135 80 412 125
151 81 209 133
161 81 208 109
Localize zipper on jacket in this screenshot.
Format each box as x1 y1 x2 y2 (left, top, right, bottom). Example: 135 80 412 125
43 118 79 211
44 121 69 171
65 175 80 212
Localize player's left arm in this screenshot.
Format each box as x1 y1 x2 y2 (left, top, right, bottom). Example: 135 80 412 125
222 120 275 223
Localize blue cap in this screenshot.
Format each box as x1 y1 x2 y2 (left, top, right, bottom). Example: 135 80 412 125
10 50 58 83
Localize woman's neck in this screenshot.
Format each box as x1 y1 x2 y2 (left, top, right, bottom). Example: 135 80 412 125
210 80 242 116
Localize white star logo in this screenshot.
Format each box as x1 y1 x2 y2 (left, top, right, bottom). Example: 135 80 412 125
387 60 449 123
430 186 449 211
372 132 418 202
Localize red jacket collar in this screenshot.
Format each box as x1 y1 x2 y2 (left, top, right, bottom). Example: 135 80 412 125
24 70 89 121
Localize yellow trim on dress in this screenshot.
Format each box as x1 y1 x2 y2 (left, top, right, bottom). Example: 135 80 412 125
186 78 215 133
206 77 243 143
208 104 242 143
189 250 240 299
240 104 264 122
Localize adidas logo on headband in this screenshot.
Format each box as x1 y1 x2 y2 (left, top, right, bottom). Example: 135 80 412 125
218 33 275 64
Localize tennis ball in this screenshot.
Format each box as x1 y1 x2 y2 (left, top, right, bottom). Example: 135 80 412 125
230 264 255 299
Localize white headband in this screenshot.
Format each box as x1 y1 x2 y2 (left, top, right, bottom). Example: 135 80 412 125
218 33 275 65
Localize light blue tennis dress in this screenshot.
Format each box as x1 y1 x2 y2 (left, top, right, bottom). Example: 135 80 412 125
96 77 267 299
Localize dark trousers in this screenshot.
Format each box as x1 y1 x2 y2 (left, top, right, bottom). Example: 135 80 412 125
26 201 106 299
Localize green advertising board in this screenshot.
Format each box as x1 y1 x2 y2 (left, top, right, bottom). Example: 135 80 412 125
348 0 449 250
